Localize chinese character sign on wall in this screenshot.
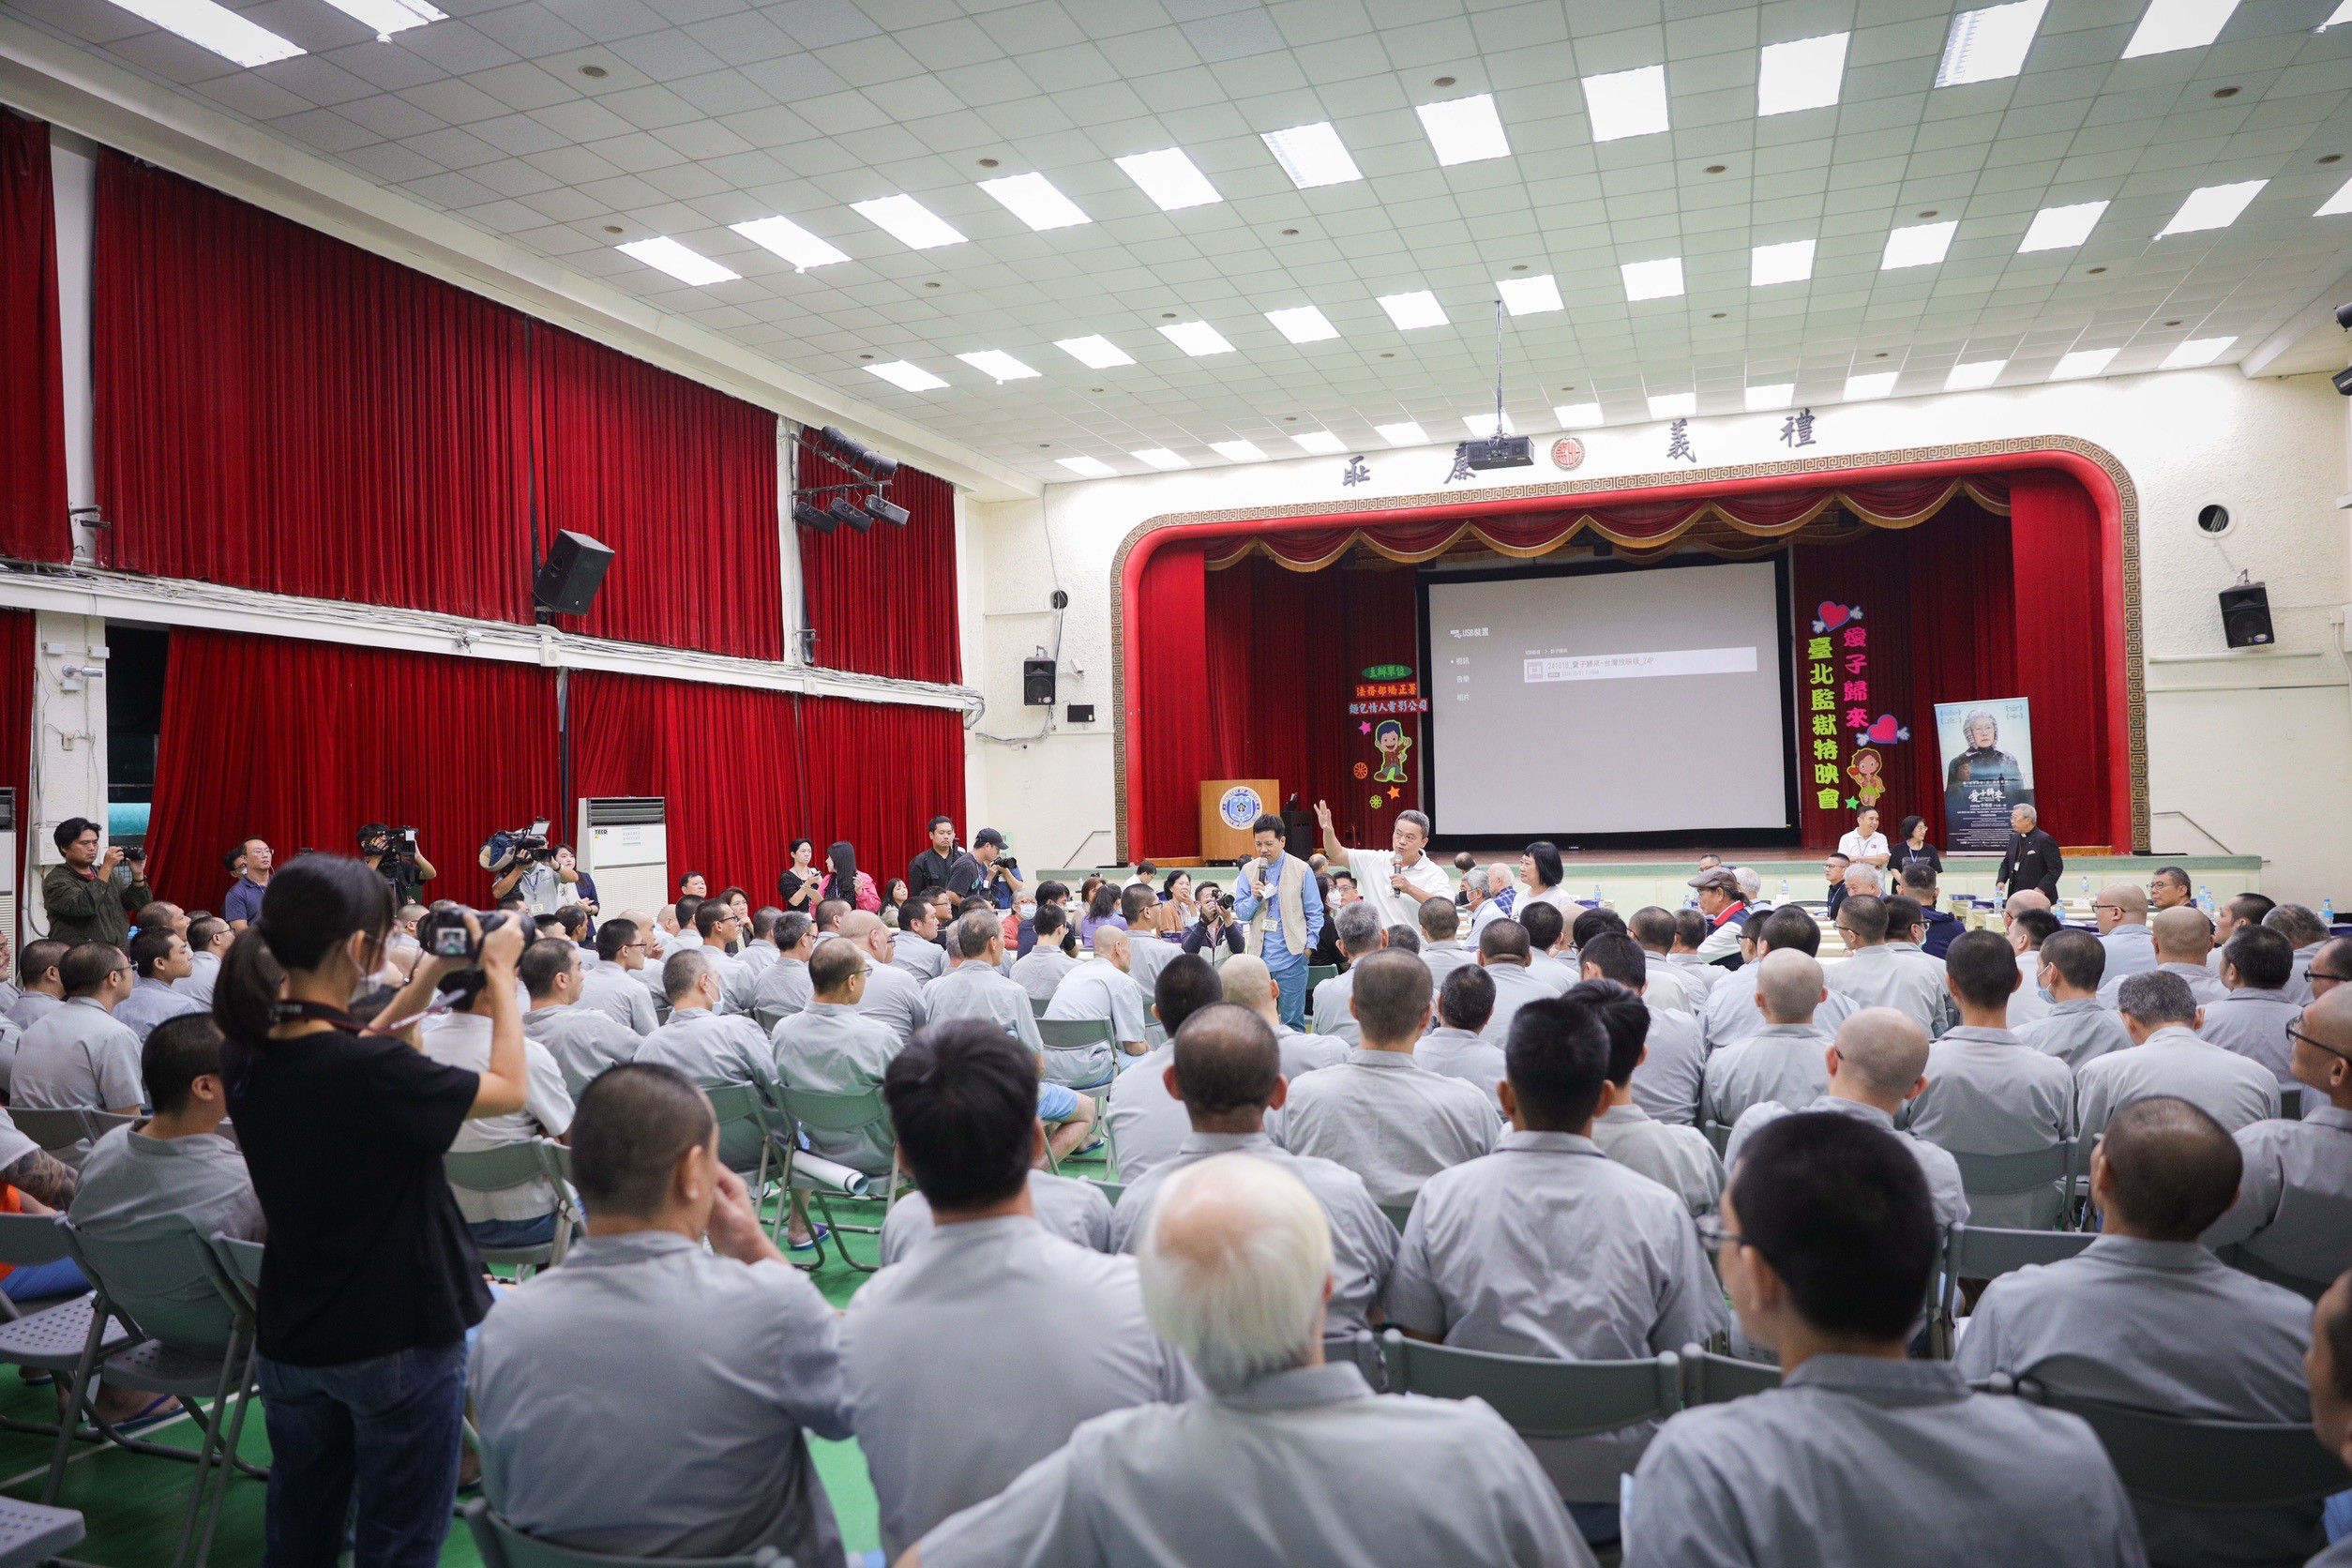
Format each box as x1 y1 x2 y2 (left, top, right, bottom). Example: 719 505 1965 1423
1804 600 1908 815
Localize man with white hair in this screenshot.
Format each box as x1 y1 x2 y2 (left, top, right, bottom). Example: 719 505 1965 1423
1045 925 1150 1058
1996 803 2063 902
1308 904 1386 1044
1220 955 1344 1080
1461 865 1509 942
1842 863 1885 898
1700 950 1836 1130
837 911 929 1043
911 1152 1591 1568
1826 895 1952 1039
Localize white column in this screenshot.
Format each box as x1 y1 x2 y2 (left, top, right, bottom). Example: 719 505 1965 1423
49 134 97 560
24 611 109 939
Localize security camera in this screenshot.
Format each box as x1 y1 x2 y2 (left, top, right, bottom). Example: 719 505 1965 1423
2337 300 2352 331
2335 365 2352 397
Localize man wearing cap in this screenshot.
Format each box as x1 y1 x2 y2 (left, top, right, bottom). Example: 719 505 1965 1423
970 829 1024 913
1688 867 1749 969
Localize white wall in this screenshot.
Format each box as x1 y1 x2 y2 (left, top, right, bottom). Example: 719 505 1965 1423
968 368 2352 900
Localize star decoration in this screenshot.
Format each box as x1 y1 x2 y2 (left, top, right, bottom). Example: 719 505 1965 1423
1358 721 1374 734
1845 795 1860 809
1387 786 1402 799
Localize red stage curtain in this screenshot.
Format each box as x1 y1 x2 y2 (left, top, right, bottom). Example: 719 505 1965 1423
1129 541 1209 859
94 153 535 622
145 631 558 912
0 614 34 893
533 326 781 660
794 691 967 884
2010 470 2117 850
0 111 68 565
795 441 961 684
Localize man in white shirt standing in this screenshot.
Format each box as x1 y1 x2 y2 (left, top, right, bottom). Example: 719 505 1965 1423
1836 807 1890 869
1313 800 1449 931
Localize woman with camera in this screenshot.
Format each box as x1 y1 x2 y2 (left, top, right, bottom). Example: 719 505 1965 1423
217 855 534 1567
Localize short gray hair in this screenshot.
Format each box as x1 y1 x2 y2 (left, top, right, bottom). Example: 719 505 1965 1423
661 946 715 1003
2012 803 2038 824
1332 901 1383 956
1842 864 1883 894
1138 1153 1331 1395
2117 970 2197 1028
1396 809 1431 837
951 911 1003 959
1734 867 1762 901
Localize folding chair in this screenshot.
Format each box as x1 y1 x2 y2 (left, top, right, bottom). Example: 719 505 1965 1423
57 1219 268 1568
1028 995 1049 1018
1036 1018 1118 1092
445 1141 576 1277
7 1110 91 1161
2216 1244 2334 1304
1935 1226 2094 1356
1700 1121 1731 1157
1326 1334 1387 1392
771 1081 900 1272
462 1498 789 1568
2002 1374 2352 1515
1677 1343 1780 1406
0 1211 139 1485
1948 1141 2073 1230
1305 964 1337 994
1086 1180 1123 1208
0 1499 82 1568
2279 1085 2303 1121
1379 1330 1681 1503
1378 1199 1414 1233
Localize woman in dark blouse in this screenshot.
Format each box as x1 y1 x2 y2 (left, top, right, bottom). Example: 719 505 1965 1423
1892 815 1943 876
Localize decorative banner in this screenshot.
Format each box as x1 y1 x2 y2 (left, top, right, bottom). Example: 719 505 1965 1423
1349 675 1429 716
1802 600 1907 815
1354 665 1417 810
1936 699 2036 852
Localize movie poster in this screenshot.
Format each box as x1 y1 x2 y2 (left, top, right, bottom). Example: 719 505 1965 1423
1935 699 2035 852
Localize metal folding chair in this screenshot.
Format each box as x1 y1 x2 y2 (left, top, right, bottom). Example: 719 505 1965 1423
2001 1373 2352 1515
0 1211 137 1483
1948 1141 2073 1230
2216 1244 2334 1303
1378 1199 1413 1233
1700 1120 1731 1156
7 1110 92 1161
445 1141 576 1277
1028 994 1049 1018
771 1081 900 1273
1677 1343 1780 1405
0 1499 83 1568
2280 1085 2303 1121
1935 1225 2094 1356
462 1498 789 1568
1035 1018 1118 1091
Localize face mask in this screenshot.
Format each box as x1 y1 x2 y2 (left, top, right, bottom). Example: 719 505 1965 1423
1018 903 1036 920
2037 983 2056 1004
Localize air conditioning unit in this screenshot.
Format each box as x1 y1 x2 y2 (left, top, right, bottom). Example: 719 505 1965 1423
0 789 16 951
577 796 668 919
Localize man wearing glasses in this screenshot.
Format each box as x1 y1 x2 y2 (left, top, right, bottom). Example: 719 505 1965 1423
520 938 645 1098
11 942 143 1123
2307 936 2352 1001
577 916 658 1036
2203 986 2352 1290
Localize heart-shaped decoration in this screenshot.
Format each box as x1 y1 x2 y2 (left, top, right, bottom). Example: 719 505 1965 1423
1866 713 1900 744
1817 600 1853 630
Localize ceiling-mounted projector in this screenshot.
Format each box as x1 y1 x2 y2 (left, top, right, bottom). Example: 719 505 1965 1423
1461 435 1533 470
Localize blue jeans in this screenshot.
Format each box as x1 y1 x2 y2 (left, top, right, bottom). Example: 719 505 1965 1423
253 1340 468 1568
468 1213 558 1249
2 1259 86 1300
1267 953 1307 1030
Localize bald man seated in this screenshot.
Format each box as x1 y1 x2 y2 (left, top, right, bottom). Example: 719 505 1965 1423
2101 905 2224 1009
909 1154 1591 1568
1702 907 1861 1053
1044 925 1150 1059
1723 1007 1968 1230
2093 881 2156 984
1220 955 1344 1080
1904 930 2074 1228
2204 986 2352 1291
1956 1096 2317 1566
1698 949 1836 1130
837 911 930 1043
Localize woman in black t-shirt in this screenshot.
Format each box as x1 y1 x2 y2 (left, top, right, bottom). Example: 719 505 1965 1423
216 855 532 1568
1892 815 1944 877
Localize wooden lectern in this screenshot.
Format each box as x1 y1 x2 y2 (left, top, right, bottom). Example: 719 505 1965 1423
1199 779 1280 863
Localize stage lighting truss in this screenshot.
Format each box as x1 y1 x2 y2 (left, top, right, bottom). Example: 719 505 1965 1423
793 426 911 533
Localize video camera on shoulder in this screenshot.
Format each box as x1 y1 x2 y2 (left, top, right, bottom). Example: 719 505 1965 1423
477 819 553 874
361 822 418 863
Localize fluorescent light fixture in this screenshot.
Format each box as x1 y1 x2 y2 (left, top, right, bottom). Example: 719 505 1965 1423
1116 148 1221 210
617 237 738 286
1944 359 2006 390
1415 94 1511 165
1497 274 1564 314
1132 448 1189 470
2161 335 2234 368
1261 122 1362 188
1750 239 1816 285
1265 306 1340 344
1621 257 1685 300
2121 0 2240 58
1376 420 1428 445
1582 66 1669 142
2316 176 2352 217
318 0 444 40
2016 200 2108 252
730 216 850 271
1935 0 2047 85
955 350 1039 383
1554 401 1604 428
1757 34 1848 115
852 195 966 250
1843 370 1899 400
1377 291 1449 330
1744 384 1795 411
1463 413 1517 437
1291 431 1347 455
977 173 1090 232
1159 320 1236 356
2049 348 2117 380
1880 220 1958 269
1647 392 1696 419
1055 336 1134 369
865 360 948 392
1057 456 1117 477
105 0 304 66
1210 440 1269 462
2159 179 2264 235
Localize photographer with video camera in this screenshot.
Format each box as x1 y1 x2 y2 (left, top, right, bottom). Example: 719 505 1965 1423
359 822 439 909
215 854 533 1564
485 819 576 915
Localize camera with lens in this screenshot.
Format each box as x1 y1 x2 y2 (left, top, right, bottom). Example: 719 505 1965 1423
362 823 418 864
415 904 511 962
477 818 554 875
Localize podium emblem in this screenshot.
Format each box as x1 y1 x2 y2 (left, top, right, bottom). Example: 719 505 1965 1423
1217 786 1264 830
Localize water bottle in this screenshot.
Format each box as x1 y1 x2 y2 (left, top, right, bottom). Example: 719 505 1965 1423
1592 882 1604 908
2079 877 2090 902
1778 879 1789 904
2326 898 2338 927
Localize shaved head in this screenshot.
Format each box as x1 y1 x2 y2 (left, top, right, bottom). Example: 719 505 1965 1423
2004 889 2052 919
2097 1096 2240 1241
2149 906 2213 964
2299 988 2352 1108
839 910 885 942
1219 955 1275 1013
2099 882 2148 922
1832 1008 1931 1099
1756 949 1824 1025
1092 926 1130 965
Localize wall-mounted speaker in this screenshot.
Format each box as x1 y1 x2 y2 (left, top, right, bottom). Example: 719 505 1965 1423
1023 658 1057 706
1066 703 1094 724
2219 581 2273 649
534 530 613 615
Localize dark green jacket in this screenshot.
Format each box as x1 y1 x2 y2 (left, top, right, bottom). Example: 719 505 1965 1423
41 863 148 949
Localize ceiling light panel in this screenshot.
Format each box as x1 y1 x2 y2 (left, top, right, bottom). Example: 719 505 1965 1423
1159 321 1236 356
1750 239 1816 286
1116 148 1222 210
1378 291 1449 330
2016 201 2108 252
2317 177 2352 218
866 361 948 392
104 0 304 66
1843 371 1899 400
1945 359 2007 390
318 0 444 40
1376 421 1427 446
2159 181 2265 235
1265 306 1340 344
1133 448 1189 470
1291 431 1347 455
1648 392 1696 418
1463 413 1517 436
1744 384 1795 411
1210 440 1269 462
1757 34 1848 115
731 217 850 271
1582 66 1670 142
852 195 966 250
617 237 738 286
1057 457 1116 477
1260 123 1363 188
1415 95 1511 165
1880 221 1958 269
956 350 1038 383
1554 402 1604 428
1621 258 1685 300
2161 336 2235 368
977 173 1090 232
1936 0 2047 85
1055 336 1134 369
2049 349 2117 380
2121 0 2240 58
1497 274 1564 315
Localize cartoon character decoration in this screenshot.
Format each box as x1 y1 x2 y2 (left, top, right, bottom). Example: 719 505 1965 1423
1371 719 1411 785
1846 746 1887 809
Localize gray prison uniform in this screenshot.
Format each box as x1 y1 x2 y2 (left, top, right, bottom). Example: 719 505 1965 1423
1309 968 1359 1045
1954 1234 2315 1567
1623 1354 2146 1568
173 952 219 1007
1589 1103 1724 1217
113 977 202 1044
1724 1095 1970 1229
841 1214 1196 1559
1665 953 1725 1008
522 1003 641 1098
733 942 779 984
1906 1024 2073 1229
1475 961 1558 1049
915 1361 1593 1568
2197 987 2302 1090
2099 922 2158 984
1102 1045 1187 1185
2075 1026 2280 1142
1045 959 1150 1048
1110 1132 1394 1341
877 1170 1114 1266
2201 1106 2352 1289
927 963 1048 1054
1414 1026 1506 1111
1630 1003 1706 1126
1420 939 1475 996
1275 1027 1346 1079
1277 1048 1500 1205
423 1014 573 1226
1010 944 1078 1005
1640 955 1693 1014
769 1002 901 1177
69 1124 264 1243
891 932 946 983
1122 934 1181 1014
634 1007 780 1099
576 963 656 1036
1698 1023 1832 1130
1826 944 1956 1038
470 1230 850 1568
1387 1130 1726 1499
13 997 143 1116
5 992 59 1035
2101 960 2224 1010
1702 967 1859 1053
853 958 929 1044
751 957 815 1031
2014 998 2133 1072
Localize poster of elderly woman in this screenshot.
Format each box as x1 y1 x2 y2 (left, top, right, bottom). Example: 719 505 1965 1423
1934 701 2035 852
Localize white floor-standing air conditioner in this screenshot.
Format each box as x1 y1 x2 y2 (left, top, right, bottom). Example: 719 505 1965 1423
577 796 669 919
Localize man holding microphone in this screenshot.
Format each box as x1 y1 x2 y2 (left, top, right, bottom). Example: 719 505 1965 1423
1232 814 1324 1030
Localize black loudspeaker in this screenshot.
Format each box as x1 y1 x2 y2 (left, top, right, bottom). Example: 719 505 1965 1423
1023 658 1056 706
534 530 613 615
2219 582 2274 648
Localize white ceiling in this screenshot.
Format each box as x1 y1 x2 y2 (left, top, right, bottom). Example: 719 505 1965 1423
9 0 2352 485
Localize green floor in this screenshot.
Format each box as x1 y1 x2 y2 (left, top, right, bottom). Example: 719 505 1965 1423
0 1154 1118 1567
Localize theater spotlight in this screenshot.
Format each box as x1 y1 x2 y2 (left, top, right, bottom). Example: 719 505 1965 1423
864 495 911 527
792 500 838 534
818 425 900 482
827 496 875 532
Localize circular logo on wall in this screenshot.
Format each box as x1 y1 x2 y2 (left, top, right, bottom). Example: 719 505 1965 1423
1551 437 1587 471
1217 786 1265 831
